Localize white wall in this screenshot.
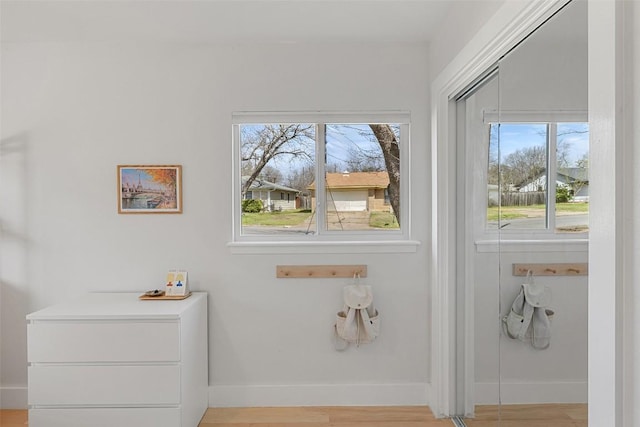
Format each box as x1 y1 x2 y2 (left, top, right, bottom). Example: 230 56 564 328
0 41 431 408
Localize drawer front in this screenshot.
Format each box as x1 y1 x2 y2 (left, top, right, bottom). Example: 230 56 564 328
28 321 180 362
29 408 181 427
28 365 180 406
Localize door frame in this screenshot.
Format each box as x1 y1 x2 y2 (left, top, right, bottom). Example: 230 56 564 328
429 0 623 422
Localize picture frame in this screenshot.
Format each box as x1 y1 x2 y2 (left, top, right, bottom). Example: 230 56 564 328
118 165 182 214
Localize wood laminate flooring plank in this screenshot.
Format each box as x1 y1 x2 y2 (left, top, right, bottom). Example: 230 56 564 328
0 410 28 426
200 406 451 426
464 404 587 427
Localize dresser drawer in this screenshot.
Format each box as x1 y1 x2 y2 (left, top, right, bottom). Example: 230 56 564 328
28 365 180 405
29 407 181 427
28 321 179 362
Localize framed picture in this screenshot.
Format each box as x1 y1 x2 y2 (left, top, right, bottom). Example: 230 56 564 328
118 165 182 214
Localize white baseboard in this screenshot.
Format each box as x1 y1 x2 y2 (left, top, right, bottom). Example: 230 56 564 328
475 381 587 405
209 383 431 407
2 381 586 409
0 386 28 409
3 383 430 409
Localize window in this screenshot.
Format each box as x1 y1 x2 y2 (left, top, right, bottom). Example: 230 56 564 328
487 121 589 233
232 112 410 242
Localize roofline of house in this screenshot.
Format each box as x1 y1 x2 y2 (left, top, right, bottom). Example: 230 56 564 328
242 176 300 193
307 184 388 190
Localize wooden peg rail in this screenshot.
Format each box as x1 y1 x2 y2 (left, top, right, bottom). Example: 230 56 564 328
513 263 588 276
276 265 367 279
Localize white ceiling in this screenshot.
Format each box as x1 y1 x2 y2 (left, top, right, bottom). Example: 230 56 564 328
1 0 460 44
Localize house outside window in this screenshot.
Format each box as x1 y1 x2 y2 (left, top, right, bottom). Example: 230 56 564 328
232 112 410 242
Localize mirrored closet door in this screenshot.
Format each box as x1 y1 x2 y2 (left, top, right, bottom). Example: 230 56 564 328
456 1 588 425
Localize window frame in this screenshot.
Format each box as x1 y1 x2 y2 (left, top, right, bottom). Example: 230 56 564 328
231 111 413 246
482 110 589 239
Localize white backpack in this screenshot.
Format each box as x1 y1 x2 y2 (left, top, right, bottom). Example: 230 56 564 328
334 276 380 350
502 277 554 349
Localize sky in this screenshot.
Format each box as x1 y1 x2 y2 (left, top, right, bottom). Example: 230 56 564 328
491 122 589 166
121 168 164 190
325 124 387 171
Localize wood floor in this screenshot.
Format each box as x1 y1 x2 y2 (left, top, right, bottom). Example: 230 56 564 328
0 407 449 427
0 410 27 427
464 404 588 427
201 406 451 426
0 404 587 426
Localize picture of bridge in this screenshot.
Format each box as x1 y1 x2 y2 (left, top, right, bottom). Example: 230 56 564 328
118 165 182 213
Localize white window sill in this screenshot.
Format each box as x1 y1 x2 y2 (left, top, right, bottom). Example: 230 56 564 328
475 239 588 253
227 240 421 254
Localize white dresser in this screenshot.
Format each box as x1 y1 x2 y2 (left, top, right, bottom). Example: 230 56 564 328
27 292 208 427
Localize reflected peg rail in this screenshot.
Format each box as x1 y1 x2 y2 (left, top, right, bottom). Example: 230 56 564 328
513 263 588 276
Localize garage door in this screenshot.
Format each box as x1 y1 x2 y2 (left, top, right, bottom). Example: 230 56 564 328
327 190 367 212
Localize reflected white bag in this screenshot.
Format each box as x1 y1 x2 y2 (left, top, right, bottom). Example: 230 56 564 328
335 275 380 349
502 271 553 349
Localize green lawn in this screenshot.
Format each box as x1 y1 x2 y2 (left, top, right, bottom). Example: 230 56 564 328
487 202 588 221
369 212 400 229
555 202 590 213
242 209 400 229
241 210 312 226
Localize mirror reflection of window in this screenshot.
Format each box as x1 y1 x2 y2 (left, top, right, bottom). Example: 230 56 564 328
486 122 589 232
488 123 548 230
555 122 589 233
